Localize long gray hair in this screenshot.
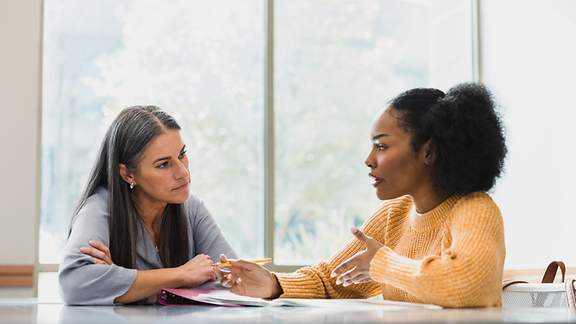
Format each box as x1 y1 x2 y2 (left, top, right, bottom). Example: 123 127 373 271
72 106 190 268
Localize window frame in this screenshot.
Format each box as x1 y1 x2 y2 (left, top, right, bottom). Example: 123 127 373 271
37 0 481 275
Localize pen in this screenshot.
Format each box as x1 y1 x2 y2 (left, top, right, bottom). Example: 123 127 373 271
212 258 273 268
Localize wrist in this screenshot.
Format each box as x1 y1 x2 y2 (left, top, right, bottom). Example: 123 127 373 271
171 266 186 287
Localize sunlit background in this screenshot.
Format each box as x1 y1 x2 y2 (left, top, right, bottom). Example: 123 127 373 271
4 0 572 300
40 0 471 266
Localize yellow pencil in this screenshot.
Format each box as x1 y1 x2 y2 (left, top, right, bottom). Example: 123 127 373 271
212 258 273 268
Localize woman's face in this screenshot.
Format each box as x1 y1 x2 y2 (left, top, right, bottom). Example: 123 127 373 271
364 107 432 200
130 129 190 204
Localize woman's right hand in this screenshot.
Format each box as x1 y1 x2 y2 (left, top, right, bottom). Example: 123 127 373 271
176 254 217 287
222 255 283 299
80 240 113 265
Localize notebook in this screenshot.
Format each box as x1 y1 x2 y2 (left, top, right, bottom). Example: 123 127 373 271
159 288 441 309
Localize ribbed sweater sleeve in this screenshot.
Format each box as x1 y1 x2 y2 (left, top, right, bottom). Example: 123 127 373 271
274 201 403 299
369 192 505 307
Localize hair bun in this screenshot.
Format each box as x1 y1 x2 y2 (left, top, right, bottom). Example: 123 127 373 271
443 83 494 114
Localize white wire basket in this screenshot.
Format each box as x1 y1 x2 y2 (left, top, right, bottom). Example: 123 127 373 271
502 261 576 309
503 282 573 308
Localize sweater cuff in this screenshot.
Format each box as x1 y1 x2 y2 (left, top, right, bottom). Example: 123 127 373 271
369 246 419 289
111 266 138 305
274 271 327 299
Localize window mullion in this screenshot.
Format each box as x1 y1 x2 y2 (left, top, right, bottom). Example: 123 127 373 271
263 0 275 261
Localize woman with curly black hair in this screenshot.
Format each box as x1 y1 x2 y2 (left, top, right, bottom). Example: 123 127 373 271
221 83 507 308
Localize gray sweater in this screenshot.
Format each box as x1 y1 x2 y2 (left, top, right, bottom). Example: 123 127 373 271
58 187 236 305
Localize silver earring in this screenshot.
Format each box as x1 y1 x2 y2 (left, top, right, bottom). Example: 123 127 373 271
129 182 135 189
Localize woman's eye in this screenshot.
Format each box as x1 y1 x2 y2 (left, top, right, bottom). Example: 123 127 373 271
179 150 187 159
376 144 388 151
157 161 169 169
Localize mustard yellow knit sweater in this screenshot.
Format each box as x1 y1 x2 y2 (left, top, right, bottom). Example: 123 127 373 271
275 192 505 308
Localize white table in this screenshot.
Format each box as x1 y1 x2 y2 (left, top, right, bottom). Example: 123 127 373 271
1 299 575 323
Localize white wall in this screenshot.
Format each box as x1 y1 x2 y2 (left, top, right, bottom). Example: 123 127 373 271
0 0 42 296
481 0 576 269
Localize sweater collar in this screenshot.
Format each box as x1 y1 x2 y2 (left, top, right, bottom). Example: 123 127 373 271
408 194 462 231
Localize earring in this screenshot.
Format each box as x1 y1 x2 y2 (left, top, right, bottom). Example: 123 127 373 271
129 182 135 190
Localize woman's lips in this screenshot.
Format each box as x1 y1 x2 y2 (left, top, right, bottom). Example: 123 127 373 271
173 182 189 191
369 173 383 187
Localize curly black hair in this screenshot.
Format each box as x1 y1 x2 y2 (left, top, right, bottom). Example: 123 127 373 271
390 83 507 195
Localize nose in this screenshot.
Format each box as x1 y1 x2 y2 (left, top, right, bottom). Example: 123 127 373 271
365 149 375 169
174 159 189 180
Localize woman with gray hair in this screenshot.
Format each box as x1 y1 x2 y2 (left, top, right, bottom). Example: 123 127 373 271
58 106 236 305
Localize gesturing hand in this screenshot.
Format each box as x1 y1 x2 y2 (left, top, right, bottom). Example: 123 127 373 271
330 227 383 287
80 240 113 265
219 255 282 299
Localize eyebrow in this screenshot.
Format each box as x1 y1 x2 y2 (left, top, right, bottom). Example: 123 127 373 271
371 134 389 142
152 145 186 164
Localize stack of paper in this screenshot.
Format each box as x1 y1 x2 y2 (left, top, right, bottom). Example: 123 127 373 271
198 290 441 309
159 288 441 309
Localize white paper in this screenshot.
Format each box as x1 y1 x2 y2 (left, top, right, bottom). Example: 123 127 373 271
196 291 442 309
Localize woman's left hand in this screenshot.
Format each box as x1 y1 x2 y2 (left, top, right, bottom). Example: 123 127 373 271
80 240 113 265
330 227 383 287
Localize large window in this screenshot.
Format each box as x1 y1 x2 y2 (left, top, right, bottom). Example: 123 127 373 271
274 0 473 264
41 0 473 266
41 0 264 263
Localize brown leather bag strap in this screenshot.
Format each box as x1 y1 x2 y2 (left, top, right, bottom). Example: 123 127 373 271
502 280 528 290
542 261 566 283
